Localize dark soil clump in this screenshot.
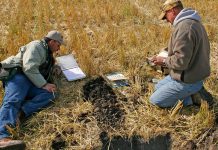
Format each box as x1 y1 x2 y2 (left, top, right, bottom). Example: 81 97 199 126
77 112 92 123
83 77 125 129
83 77 173 150
51 134 66 150
100 132 171 150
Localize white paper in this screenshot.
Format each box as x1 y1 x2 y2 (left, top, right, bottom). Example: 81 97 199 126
157 50 168 58
106 73 128 81
62 67 86 81
56 54 78 70
56 54 86 81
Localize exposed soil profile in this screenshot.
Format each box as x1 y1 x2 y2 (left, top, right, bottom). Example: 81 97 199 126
100 132 171 150
83 77 172 150
83 77 126 129
49 76 218 150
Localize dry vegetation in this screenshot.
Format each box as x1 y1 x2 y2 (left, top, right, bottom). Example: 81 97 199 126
0 0 218 149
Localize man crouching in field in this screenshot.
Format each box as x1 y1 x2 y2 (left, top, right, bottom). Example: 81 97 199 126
150 0 212 108
0 30 64 149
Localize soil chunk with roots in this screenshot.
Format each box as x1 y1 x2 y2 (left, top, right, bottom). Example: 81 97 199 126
83 77 125 129
83 77 172 149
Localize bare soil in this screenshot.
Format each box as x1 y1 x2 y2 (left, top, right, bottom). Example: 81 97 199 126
83 77 172 150
83 77 126 129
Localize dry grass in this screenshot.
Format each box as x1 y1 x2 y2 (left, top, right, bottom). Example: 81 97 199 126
0 0 217 149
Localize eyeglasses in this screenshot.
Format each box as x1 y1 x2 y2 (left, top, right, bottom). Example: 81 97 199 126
55 41 61 47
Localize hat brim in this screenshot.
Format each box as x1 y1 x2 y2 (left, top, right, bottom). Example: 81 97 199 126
51 39 66 46
159 11 166 20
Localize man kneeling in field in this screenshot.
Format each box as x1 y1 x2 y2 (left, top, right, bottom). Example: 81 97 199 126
150 0 213 108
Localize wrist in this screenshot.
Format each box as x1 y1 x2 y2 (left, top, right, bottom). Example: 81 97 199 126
42 83 47 88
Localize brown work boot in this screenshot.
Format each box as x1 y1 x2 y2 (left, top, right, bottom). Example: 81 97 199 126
0 138 25 150
191 87 214 106
198 86 214 106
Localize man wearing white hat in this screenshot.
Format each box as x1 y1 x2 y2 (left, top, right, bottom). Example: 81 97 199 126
150 0 211 107
0 30 64 149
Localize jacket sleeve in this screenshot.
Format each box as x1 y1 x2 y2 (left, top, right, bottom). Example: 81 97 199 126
22 43 47 88
165 25 194 70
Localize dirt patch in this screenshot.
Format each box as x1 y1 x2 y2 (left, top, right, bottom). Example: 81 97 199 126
100 132 171 150
83 77 172 150
51 134 66 150
83 77 125 129
83 77 218 150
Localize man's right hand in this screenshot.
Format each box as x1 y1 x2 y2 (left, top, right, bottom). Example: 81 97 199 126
151 56 166 66
42 83 56 92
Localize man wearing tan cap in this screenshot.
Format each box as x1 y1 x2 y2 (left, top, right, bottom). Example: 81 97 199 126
150 0 211 107
0 30 64 149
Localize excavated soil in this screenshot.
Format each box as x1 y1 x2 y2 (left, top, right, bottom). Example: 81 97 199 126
83 77 126 129
83 77 171 150
50 77 218 150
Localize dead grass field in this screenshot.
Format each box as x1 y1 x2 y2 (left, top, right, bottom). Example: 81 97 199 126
0 0 218 149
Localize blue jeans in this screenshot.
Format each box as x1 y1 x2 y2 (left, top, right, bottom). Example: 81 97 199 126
0 73 55 139
150 75 203 108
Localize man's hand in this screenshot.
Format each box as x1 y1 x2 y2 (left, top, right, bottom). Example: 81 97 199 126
42 83 57 92
151 56 166 66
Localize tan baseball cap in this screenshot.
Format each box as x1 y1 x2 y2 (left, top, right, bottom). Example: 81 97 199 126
45 30 65 45
159 0 183 20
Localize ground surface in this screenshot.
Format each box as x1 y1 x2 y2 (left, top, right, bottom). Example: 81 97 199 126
0 0 218 149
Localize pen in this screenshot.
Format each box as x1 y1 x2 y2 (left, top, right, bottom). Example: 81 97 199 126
52 90 55 99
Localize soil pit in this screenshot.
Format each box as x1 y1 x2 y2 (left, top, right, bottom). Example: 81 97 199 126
83 77 125 128
100 132 171 150
83 77 172 150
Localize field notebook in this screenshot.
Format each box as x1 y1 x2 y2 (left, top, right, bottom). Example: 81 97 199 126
105 72 129 88
56 54 86 81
